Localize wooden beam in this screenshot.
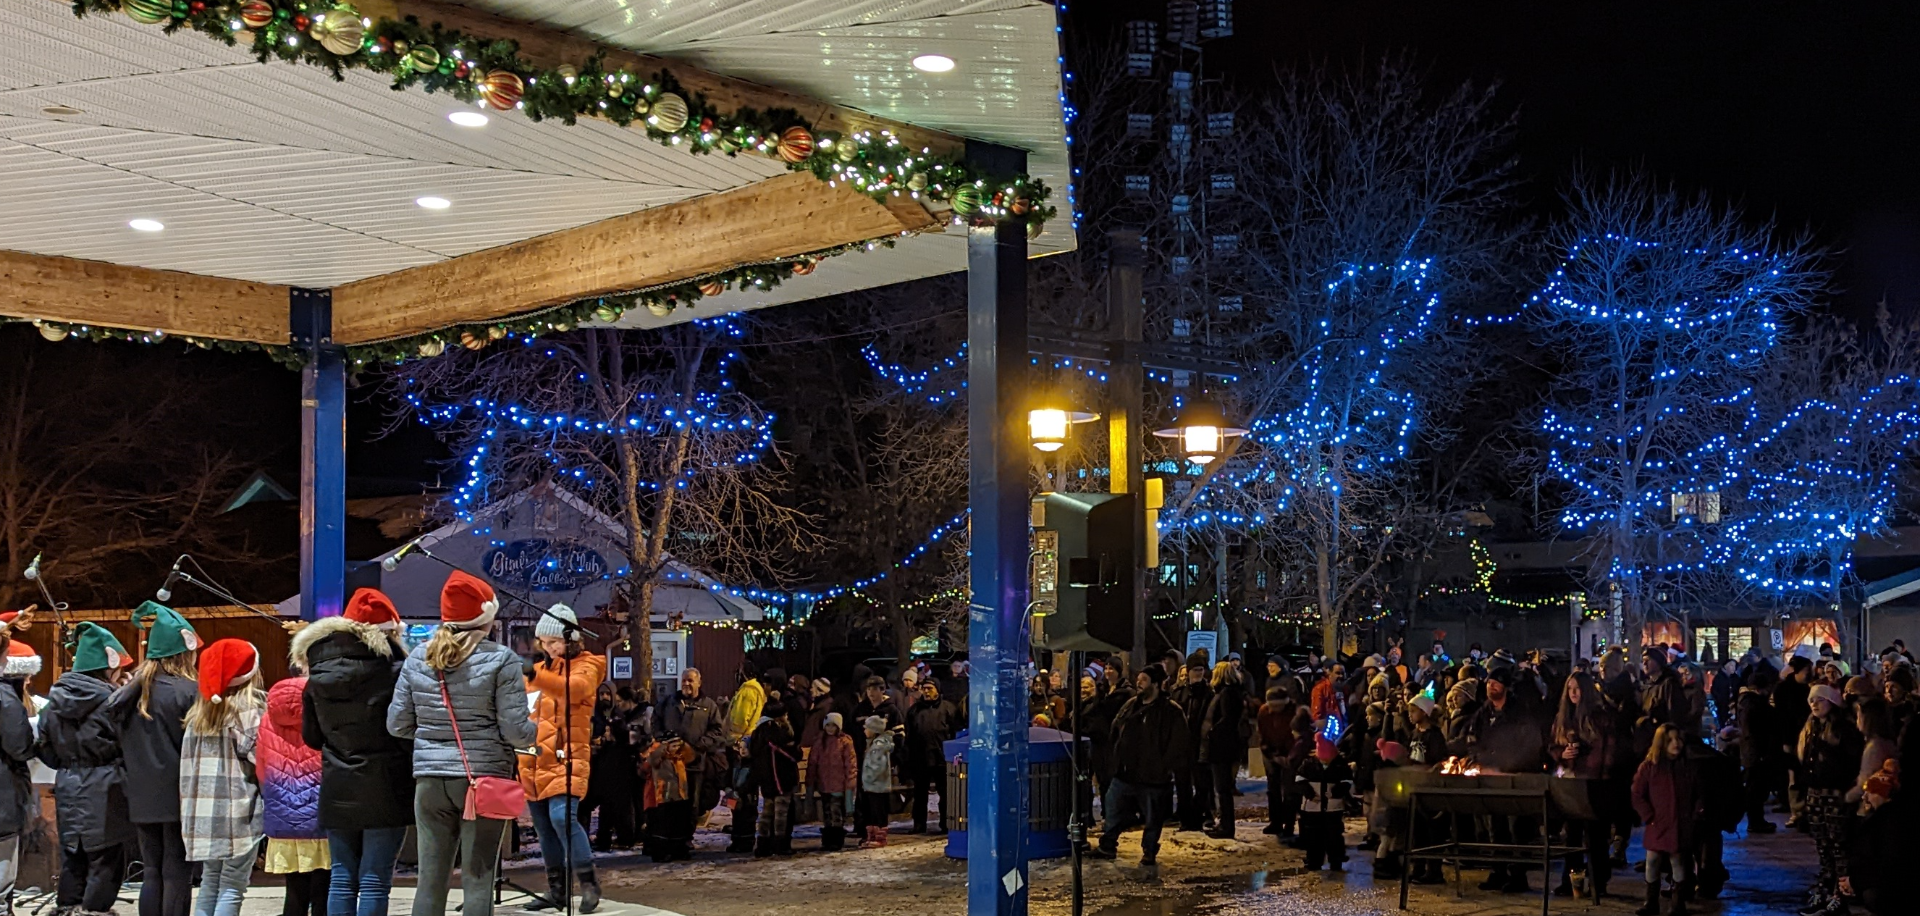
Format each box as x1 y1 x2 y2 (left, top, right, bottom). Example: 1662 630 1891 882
0 251 289 345
358 0 965 159
331 172 938 345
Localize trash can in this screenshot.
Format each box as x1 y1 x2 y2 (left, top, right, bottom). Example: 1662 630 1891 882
942 727 1087 859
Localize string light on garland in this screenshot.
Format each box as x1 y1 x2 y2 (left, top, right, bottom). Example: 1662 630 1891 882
71 0 1055 233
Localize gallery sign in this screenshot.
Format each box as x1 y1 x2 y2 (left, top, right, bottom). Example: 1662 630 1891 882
481 538 611 592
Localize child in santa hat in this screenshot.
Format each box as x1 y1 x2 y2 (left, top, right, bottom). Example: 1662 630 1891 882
181 638 265 916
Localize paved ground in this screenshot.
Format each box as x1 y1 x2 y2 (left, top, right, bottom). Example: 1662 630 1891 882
73 787 1817 916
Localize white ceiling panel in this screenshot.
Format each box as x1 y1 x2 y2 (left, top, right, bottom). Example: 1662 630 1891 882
0 0 1071 311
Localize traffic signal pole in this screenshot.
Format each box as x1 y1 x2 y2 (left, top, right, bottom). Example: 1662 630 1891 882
1106 230 1148 666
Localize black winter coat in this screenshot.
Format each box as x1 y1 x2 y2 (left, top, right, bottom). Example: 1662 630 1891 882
1733 687 1777 769
36 671 134 849
1170 680 1212 767
1200 683 1249 765
747 718 800 798
905 696 962 775
294 618 416 830
1464 698 1545 774
101 671 196 824
1110 690 1191 786
0 680 36 836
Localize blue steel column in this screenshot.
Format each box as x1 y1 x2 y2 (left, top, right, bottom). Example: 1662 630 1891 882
291 288 346 620
966 142 1031 916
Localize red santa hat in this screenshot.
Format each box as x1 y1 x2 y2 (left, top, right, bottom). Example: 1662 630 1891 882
197 638 260 704
4 640 40 679
344 588 401 630
440 571 499 631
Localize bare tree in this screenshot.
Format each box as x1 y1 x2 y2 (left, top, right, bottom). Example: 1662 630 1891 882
1179 59 1524 654
389 321 807 685
0 332 281 609
1528 172 1826 651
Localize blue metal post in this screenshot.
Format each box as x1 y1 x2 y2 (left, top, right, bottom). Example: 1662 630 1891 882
966 142 1030 916
291 288 346 621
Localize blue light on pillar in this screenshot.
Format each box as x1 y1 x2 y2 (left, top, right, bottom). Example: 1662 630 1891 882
966 141 1031 916
292 288 346 620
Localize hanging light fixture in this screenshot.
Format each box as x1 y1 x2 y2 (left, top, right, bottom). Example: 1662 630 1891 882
1028 392 1098 453
1154 398 1247 464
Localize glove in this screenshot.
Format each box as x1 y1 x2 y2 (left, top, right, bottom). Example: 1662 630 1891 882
522 658 539 679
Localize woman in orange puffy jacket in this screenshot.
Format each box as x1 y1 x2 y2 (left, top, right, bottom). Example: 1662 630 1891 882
520 606 606 914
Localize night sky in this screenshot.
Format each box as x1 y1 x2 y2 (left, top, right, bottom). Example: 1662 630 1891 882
1072 0 1920 317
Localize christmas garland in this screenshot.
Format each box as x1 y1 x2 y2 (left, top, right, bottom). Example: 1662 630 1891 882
59 0 1056 364
27 237 881 368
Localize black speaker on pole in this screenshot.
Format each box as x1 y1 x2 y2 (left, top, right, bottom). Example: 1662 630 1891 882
1032 491 1137 652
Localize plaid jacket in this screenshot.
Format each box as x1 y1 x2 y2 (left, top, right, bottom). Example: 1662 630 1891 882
180 704 264 861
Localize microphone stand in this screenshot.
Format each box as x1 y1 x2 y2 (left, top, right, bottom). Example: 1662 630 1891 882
24 555 73 671
391 544 589 916
159 556 291 625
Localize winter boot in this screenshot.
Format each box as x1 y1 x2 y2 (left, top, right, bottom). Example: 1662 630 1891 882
868 826 888 848
576 870 601 915
525 867 566 912
1798 888 1831 916
1670 878 1694 916
753 836 773 858
1636 882 1662 916
1373 853 1403 880
777 836 796 856
822 826 845 852
727 823 756 853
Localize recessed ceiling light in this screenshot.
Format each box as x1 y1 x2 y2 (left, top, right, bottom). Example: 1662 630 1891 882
128 218 164 232
912 54 956 73
447 111 489 128
41 105 84 117
415 196 451 210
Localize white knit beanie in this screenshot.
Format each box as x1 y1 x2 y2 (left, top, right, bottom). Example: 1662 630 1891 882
535 603 579 640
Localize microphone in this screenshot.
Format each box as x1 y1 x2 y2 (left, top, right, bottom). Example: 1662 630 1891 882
21 554 39 581
156 557 183 603
382 535 428 573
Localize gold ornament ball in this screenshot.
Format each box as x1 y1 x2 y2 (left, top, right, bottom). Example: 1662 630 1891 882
459 332 487 351
312 7 366 56
592 305 620 323
487 325 506 340
417 339 447 358
646 302 673 318
238 0 274 28
478 70 524 111
1027 219 1044 241
555 63 579 84
698 280 725 297
37 324 68 342
907 172 929 192
651 92 689 132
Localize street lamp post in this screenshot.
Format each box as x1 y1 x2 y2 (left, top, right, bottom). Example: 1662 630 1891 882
1153 397 1249 464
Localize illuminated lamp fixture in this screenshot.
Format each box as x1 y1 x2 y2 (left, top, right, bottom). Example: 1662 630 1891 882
1154 398 1247 464
1028 392 1097 453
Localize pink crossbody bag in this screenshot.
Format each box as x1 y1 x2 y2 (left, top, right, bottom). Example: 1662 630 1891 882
438 673 528 820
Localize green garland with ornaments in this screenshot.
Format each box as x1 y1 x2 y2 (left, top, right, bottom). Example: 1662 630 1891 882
59 0 1055 366
70 0 1052 229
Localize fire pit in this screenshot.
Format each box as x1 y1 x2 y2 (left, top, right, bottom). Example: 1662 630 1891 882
1374 764 1588 915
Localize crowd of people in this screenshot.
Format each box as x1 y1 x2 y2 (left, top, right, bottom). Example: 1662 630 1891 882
1054 638 1918 916
0 571 1908 916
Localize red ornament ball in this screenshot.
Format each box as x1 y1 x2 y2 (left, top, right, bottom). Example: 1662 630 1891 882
699 117 714 132
477 70 524 111
775 125 814 164
293 13 309 30
698 280 725 297
189 1 205 13
238 0 273 27
791 260 817 276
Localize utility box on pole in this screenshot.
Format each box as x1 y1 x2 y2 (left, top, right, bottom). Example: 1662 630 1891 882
1032 492 1138 652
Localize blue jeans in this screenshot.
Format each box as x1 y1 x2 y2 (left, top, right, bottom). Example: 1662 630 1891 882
528 796 594 872
1098 778 1172 861
192 843 259 916
327 827 406 916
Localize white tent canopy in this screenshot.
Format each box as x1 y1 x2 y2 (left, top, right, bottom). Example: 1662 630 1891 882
276 484 764 624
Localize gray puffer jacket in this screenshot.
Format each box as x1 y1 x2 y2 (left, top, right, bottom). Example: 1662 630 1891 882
387 638 535 780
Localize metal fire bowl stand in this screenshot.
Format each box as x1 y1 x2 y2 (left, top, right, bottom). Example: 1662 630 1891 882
1376 770 1590 916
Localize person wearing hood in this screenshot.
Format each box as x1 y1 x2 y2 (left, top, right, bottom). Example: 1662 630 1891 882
260 662 328 916
295 588 413 916
747 705 801 856
0 614 41 916
101 603 201 916
387 573 537 916
37 622 136 916
519 605 607 914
